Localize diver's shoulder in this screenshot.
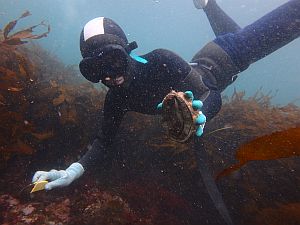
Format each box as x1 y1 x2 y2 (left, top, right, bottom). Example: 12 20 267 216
142 48 183 62
151 48 180 56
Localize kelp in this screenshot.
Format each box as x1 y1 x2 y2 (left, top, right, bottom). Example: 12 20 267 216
3 11 31 39
0 11 50 46
216 127 300 180
213 89 300 136
0 42 105 167
200 89 300 167
194 91 300 224
0 45 37 158
0 17 104 169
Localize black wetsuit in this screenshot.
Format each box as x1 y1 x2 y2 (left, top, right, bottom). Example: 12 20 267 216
79 0 300 168
78 41 239 168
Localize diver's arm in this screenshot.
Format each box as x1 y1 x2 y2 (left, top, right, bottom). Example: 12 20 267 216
147 48 191 83
181 67 222 122
200 89 222 121
79 89 127 169
152 49 220 136
150 48 221 122
156 48 222 121
32 90 126 190
198 74 222 121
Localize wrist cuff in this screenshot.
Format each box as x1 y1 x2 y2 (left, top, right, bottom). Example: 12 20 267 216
66 162 85 180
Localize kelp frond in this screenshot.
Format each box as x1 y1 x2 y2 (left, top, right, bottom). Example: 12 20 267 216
0 10 50 46
216 127 300 180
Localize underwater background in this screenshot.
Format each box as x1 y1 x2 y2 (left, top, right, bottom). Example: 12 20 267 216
1 0 299 105
0 0 300 225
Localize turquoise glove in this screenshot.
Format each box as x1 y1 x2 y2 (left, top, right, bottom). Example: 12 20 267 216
185 91 206 137
32 162 84 190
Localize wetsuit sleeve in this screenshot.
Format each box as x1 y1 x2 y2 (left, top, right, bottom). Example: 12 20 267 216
78 89 126 169
149 48 222 121
182 67 222 121
201 89 222 121
147 48 191 84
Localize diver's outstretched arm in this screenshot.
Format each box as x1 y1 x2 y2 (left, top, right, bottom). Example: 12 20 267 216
195 0 241 36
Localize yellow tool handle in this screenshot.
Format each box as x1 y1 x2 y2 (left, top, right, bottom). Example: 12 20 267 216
30 180 48 193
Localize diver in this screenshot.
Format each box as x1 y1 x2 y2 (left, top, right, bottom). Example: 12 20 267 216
32 0 300 223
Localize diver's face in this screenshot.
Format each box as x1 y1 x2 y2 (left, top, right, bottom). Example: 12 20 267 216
99 49 129 88
102 75 125 87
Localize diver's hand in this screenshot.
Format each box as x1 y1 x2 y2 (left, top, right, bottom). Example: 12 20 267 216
32 162 84 190
157 90 207 137
184 91 206 137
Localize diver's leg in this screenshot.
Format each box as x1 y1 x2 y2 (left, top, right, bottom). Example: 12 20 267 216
214 0 300 71
193 0 208 9
200 0 241 36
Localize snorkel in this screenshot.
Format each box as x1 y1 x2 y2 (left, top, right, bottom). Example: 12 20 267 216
127 41 148 64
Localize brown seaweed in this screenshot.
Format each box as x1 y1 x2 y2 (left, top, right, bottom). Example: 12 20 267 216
1 11 50 46
3 11 31 39
0 40 106 168
216 127 300 180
